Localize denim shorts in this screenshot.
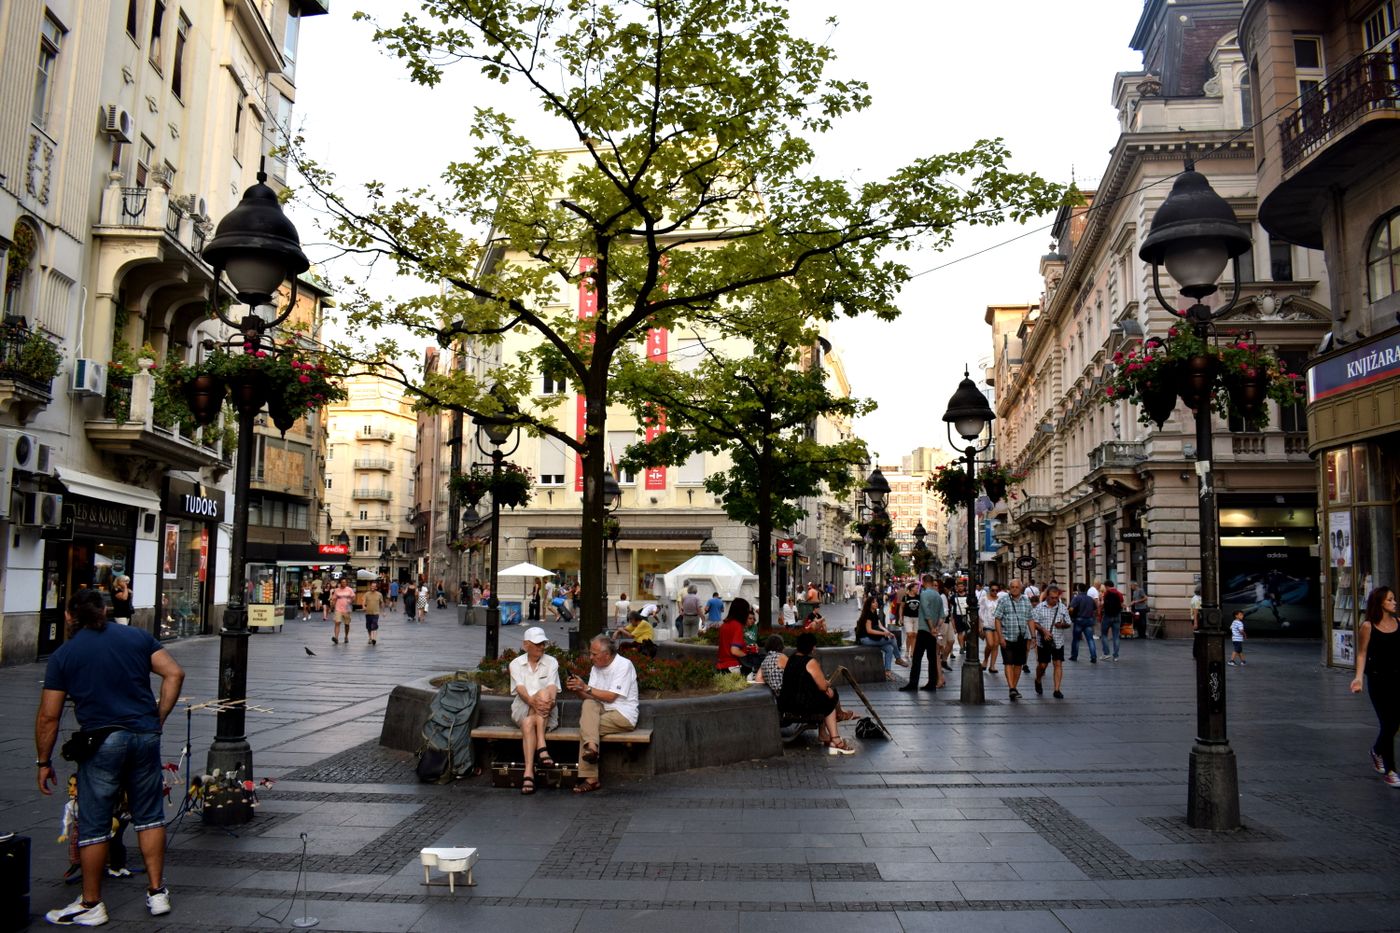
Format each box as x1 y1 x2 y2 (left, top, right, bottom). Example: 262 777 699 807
76 730 165 846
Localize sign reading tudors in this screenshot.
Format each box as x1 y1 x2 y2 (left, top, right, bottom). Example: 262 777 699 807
163 479 226 523
1307 331 1400 403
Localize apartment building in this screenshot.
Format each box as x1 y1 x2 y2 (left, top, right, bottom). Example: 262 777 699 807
0 0 326 662
1242 0 1400 665
325 373 416 584
993 0 1329 636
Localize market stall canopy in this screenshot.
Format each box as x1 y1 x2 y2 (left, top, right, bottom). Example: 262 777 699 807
497 562 554 578
661 548 759 601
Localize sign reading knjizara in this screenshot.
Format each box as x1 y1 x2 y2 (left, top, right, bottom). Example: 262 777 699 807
1307 331 1400 402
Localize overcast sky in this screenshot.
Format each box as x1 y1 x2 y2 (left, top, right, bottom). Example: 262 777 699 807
289 1 1147 463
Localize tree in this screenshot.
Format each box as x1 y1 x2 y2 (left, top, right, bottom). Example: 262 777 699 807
296 0 1067 641
614 329 869 632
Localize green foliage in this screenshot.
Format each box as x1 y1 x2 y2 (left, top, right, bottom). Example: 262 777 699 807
451 462 533 509
294 0 1069 640
0 323 61 386
927 463 976 512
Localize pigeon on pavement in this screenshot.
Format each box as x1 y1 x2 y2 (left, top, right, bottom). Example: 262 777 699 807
304 646 316 656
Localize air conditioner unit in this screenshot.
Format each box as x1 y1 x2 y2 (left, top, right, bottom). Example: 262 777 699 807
35 443 55 476
72 359 107 397
0 431 39 473
100 105 134 144
181 193 208 218
15 491 63 528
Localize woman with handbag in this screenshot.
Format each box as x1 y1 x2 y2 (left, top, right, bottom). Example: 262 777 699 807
778 632 855 754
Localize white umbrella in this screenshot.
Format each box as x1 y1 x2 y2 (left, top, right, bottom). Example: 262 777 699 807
662 552 758 601
496 562 555 622
355 568 378 581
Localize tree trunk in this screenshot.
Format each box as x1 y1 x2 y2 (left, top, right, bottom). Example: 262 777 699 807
755 438 775 634
578 249 611 645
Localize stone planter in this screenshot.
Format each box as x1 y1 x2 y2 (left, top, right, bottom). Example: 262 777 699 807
654 640 887 684
381 676 782 778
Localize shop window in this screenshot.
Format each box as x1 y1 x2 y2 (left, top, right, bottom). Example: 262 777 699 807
1367 210 1400 303
1326 448 1351 504
32 13 64 130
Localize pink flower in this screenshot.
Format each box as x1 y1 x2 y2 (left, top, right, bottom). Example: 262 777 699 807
1105 386 1117 397
256 350 268 358
1127 363 1142 372
243 343 254 353
1112 353 1124 364
298 374 310 383
1167 326 1178 337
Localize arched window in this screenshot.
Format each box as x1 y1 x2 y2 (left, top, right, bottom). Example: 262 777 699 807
1367 209 1400 303
3 221 38 321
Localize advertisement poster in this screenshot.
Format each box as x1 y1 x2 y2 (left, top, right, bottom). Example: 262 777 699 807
497 600 523 626
1329 512 1352 568
162 523 180 579
1334 629 1356 666
1221 546 1319 636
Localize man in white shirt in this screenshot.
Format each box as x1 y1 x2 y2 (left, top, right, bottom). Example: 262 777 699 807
565 635 638 793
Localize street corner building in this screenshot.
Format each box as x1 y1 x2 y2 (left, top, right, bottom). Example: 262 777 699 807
0 0 328 665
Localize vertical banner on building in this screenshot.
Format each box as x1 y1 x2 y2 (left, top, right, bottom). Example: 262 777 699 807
575 257 596 492
644 325 668 489
198 527 209 583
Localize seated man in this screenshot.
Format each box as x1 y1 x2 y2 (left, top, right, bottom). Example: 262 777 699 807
613 610 656 658
802 609 827 633
564 635 638 793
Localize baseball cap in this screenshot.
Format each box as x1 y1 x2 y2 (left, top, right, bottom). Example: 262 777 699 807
522 626 549 644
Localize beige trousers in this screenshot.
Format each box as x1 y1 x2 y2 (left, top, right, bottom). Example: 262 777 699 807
578 699 633 780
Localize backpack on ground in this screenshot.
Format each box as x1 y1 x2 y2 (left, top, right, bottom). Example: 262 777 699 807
417 676 480 784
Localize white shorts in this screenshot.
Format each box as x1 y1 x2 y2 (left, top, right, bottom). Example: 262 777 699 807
902 618 917 635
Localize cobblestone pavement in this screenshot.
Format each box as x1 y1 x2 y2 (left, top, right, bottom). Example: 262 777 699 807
4 601 1399 931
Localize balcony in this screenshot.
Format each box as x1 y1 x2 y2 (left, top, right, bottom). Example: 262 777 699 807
358 428 395 442
93 176 212 264
354 458 394 471
1011 495 1056 529
86 371 227 480
1263 51 1400 248
353 488 393 501
1086 440 1146 498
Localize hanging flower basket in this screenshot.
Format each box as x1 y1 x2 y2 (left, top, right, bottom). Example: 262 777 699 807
866 512 892 541
1218 338 1302 430
603 517 621 541
926 464 976 512
183 374 227 426
156 345 346 427
977 463 1025 503
1178 353 1220 410
1141 381 1178 428
451 463 534 509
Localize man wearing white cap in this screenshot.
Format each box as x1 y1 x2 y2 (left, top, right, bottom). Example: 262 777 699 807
509 627 560 796
565 634 638 793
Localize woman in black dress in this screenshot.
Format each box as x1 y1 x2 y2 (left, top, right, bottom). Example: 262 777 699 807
778 632 855 755
1352 586 1400 787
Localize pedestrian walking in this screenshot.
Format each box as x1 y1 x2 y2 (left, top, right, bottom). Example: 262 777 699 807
1128 580 1149 638
388 579 399 612
1351 586 1400 787
311 577 324 620
1228 610 1246 665
417 582 430 621
362 580 383 646
994 580 1034 701
1100 581 1123 661
1068 582 1098 662
899 575 943 692
300 580 314 621
952 580 970 657
402 581 417 621
331 578 355 644
705 591 725 632
680 584 702 639
34 590 184 926
1031 585 1070 698
979 582 1002 673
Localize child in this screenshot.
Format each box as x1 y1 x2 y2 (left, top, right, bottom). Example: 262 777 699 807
1228 610 1246 665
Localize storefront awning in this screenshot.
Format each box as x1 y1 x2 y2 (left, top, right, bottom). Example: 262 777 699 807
54 467 161 511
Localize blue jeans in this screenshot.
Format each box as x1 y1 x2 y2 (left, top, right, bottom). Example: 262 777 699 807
859 635 896 671
76 730 165 846
1069 619 1097 661
1100 617 1120 658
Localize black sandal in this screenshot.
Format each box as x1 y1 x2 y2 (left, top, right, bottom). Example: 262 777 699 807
520 775 536 795
535 748 556 769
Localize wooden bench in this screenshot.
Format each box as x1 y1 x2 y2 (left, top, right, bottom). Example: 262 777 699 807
469 725 653 745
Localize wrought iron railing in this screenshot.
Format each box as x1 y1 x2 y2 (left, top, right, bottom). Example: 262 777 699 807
119 187 149 225
1280 51 1400 170
1088 440 1146 471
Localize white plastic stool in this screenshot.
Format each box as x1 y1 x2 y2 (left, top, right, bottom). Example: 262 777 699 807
419 846 478 892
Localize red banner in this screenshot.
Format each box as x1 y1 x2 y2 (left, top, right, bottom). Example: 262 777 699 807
643 325 668 489
198 528 209 583
318 544 349 555
776 538 795 558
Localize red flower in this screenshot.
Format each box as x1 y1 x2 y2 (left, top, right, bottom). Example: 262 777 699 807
298 374 310 383
1167 326 1178 337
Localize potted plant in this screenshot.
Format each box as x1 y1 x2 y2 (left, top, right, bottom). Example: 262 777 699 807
450 467 492 508
1217 338 1301 429
866 512 892 541
0 322 61 389
977 462 1025 502
927 463 976 511
1105 327 1212 425
492 462 534 508
156 345 346 428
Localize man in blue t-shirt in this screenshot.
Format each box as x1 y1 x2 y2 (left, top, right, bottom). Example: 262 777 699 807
35 590 185 926
704 592 725 630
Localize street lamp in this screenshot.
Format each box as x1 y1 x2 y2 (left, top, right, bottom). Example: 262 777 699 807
473 403 520 660
943 367 995 705
1139 161 1251 831
862 468 890 591
601 470 622 636
912 521 929 575
200 165 309 794
461 504 482 590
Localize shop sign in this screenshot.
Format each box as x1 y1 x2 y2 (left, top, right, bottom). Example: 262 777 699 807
163 479 225 522
1120 530 1146 541
776 539 795 558
71 500 137 537
1016 555 1037 570
318 544 350 555
1307 332 1400 402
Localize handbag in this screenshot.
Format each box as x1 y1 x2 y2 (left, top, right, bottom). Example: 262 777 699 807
60 726 121 763
854 717 887 740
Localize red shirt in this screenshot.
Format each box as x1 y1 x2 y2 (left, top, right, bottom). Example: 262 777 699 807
716 619 745 670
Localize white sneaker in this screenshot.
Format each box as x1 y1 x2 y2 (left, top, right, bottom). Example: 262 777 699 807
1385 771 1400 788
145 887 171 916
45 897 108 926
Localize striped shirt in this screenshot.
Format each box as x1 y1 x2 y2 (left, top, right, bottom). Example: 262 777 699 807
1031 601 1070 648
995 595 1034 641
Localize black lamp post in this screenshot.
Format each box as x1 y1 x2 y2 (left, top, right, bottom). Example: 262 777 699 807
1139 162 1251 831
912 521 929 575
601 470 622 644
863 468 890 591
943 368 995 705
461 504 482 593
473 405 520 660
200 166 309 792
